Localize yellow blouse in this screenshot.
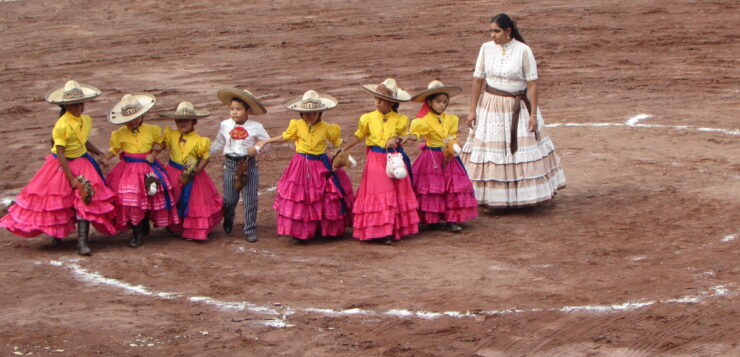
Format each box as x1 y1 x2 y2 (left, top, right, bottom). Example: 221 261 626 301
409 112 459 147
108 123 163 155
51 112 92 158
162 127 211 165
281 119 342 155
353 110 409 147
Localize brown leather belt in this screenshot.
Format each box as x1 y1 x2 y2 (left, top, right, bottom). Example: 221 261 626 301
485 85 533 154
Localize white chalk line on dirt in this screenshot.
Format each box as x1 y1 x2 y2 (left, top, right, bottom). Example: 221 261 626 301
45 259 735 327
546 113 740 135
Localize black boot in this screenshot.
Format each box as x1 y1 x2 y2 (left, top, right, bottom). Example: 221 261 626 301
77 220 92 256
223 216 233 234
50 237 63 246
129 221 145 248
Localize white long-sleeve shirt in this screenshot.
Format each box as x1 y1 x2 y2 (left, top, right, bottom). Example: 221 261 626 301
210 118 271 156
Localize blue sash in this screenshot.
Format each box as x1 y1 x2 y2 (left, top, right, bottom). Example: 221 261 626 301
52 152 107 185
123 155 172 209
168 160 192 218
299 153 347 215
368 145 413 183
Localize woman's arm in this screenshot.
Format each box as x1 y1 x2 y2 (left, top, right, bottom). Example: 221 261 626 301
55 146 77 189
526 80 539 132
467 77 484 128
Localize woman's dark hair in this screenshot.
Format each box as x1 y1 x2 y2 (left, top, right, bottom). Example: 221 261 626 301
231 97 250 110
491 13 525 43
58 105 67 116
391 102 400 112
299 112 323 121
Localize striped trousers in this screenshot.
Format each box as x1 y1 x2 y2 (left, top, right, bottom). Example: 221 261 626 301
222 156 259 236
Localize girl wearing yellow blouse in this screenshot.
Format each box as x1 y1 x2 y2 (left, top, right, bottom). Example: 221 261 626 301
407 81 478 233
101 93 179 248
159 102 223 241
0 80 116 256
339 78 419 245
256 90 354 243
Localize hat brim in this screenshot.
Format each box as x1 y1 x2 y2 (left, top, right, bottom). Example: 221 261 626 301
158 111 211 120
217 88 267 115
107 93 157 125
285 94 338 112
411 86 462 102
361 84 411 103
45 84 102 105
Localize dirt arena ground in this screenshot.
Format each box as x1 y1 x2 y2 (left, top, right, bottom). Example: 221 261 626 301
0 0 738 355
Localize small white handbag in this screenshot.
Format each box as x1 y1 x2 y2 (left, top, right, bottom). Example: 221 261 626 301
386 152 408 179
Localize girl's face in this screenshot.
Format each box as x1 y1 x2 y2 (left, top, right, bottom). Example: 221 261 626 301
175 119 195 134
490 22 511 44
125 116 143 130
374 97 394 114
301 112 321 125
65 103 85 117
428 94 450 114
230 100 250 124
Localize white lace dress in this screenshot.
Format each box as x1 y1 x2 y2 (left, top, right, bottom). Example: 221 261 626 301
461 39 566 208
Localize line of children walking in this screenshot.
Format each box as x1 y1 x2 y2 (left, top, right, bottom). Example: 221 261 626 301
1 78 479 254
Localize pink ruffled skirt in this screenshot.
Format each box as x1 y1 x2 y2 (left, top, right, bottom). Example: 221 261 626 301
412 147 479 224
164 163 223 240
352 148 419 241
105 152 179 230
1 154 117 238
273 153 354 239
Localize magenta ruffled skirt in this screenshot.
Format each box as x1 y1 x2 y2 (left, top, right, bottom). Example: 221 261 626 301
165 164 223 240
412 147 479 224
1 154 117 238
273 153 354 239
352 148 419 241
105 152 179 230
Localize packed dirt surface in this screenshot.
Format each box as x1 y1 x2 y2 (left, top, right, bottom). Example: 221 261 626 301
1 0 739 355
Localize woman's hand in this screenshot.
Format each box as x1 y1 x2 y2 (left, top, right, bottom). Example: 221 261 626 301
467 110 477 128
528 114 538 132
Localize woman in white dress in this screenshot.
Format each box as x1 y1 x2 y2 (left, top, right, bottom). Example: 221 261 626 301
462 13 566 209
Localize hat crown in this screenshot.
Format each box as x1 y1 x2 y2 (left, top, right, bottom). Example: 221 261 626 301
175 101 196 115
427 80 445 89
62 80 85 100
376 78 398 97
300 90 325 109
120 94 144 116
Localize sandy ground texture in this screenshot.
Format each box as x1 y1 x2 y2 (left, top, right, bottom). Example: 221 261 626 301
1 0 739 356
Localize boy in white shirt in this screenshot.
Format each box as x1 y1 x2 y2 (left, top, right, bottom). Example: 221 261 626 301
210 88 270 242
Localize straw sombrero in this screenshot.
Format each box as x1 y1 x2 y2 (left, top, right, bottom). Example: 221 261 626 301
216 88 267 115
45 80 101 105
285 90 338 112
108 93 156 124
411 80 462 102
159 101 211 119
361 78 411 103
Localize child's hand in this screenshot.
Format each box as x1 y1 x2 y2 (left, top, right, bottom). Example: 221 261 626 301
146 153 156 163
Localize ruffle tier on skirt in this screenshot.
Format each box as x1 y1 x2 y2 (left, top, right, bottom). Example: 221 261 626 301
412 147 478 224
352 148 419 241
1 154 117 238
165 164 223 240
461 92 566 208
106 152 179 230
273 153 354 240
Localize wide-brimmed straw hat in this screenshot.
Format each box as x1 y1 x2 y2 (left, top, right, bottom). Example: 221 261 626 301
285 90 338 112
45 80 101 105
216 88 267 115
108 93 156 124
361 78 411 103
411 80 462 102
159 101 211 120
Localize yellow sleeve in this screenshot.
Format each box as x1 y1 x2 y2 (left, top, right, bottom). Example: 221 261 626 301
51 118 68 147
396 114 410 136
198 137 211 160
327 123 342 147
449 114 459 140
354 114 369 139
151 125 164 144
108 130 122 155
162 127 173 148
409 118 430 138
281 119 299 141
